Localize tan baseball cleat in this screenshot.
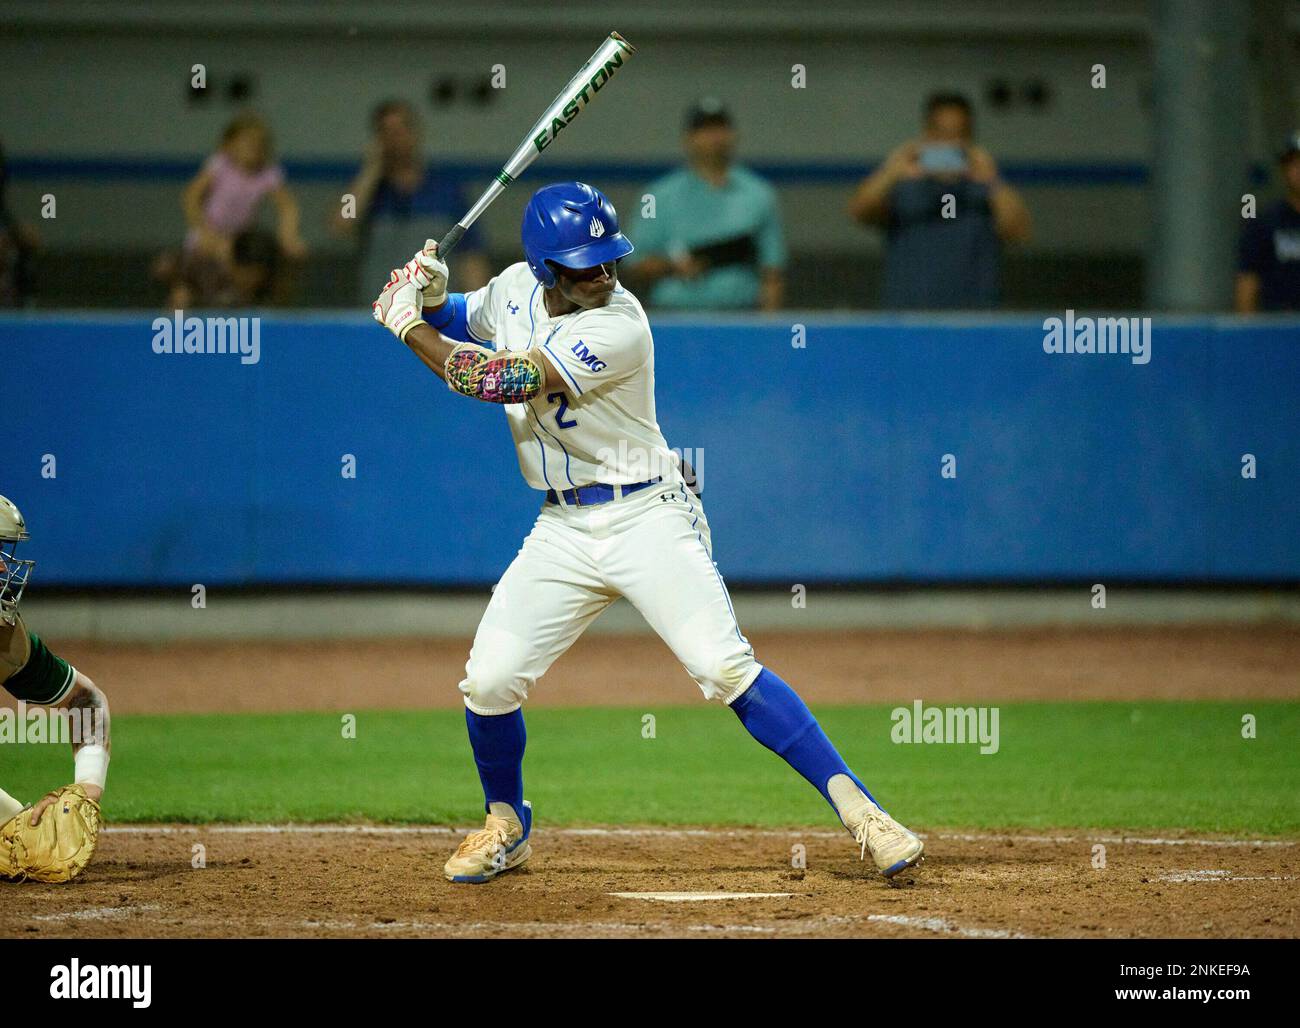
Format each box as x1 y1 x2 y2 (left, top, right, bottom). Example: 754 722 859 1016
853 806 925 878
828 774 925 879
444 801 532 884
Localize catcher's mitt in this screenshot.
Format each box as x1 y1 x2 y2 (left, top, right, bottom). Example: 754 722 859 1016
0 785 101 883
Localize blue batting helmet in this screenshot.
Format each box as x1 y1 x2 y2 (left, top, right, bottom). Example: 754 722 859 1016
521 182 634 288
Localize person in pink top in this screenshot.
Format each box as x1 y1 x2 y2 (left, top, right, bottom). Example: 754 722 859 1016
160 113 306 307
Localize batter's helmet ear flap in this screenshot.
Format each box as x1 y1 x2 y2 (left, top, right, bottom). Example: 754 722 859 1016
531 257 557 290
521 182 634 287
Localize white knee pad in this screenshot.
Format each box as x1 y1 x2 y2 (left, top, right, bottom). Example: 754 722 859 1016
459 666 530 715
688 654 763 705
459 627 534 715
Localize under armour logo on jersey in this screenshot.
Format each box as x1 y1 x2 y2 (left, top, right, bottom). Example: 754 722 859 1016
507 301 519 314
588 217 605 239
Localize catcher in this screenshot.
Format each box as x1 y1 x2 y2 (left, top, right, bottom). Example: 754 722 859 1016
0 494 107 883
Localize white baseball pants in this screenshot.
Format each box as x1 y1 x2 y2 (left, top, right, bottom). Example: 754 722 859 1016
459 482 762 714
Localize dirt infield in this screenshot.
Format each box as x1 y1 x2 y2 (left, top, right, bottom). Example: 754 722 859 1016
38 625 1300 715
4 625 1295 939
3 824 1295 939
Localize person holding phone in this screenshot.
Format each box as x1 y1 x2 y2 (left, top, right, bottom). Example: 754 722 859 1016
334 99 491 304
848 92 1031 309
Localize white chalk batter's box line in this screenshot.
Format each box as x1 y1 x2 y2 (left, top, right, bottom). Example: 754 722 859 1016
602 894 1033 937
101 825 1299 848
19 905 1033 939
1155 870 1299 883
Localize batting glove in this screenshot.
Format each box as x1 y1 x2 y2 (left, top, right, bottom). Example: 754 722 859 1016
405 238 449 311
372 268 426 341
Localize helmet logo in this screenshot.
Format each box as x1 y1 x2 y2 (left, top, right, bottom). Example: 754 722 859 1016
588 216 605 239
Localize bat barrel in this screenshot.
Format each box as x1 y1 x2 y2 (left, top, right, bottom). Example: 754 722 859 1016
435 32 635 259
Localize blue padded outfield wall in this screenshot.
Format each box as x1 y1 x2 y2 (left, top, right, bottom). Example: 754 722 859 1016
3 313 1298 585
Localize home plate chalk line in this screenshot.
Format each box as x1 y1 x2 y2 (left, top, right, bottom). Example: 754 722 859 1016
101 825 1298 848
867 913 1035 940
31 904 162 923
609 891 793 902
1156 870 1299 883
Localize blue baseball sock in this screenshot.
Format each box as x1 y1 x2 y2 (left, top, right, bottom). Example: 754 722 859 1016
730 668 879 815
464 707 526 818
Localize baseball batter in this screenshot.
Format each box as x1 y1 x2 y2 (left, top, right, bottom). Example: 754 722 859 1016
0 495 107 882
372 183 924 884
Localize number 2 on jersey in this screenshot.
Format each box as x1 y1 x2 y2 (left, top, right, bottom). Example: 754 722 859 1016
548 391 578 430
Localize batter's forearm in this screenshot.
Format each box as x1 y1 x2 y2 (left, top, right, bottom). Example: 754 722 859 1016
402 320 561 399
403 322 454 382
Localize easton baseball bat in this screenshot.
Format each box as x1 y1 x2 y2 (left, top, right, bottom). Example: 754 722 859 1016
435 31 637 259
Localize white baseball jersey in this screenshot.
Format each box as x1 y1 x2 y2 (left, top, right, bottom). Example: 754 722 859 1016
451 266 760 714
460 262 684 493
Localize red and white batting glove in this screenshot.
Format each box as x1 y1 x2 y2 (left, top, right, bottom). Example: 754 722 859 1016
404 238 449 311
372 268 426 341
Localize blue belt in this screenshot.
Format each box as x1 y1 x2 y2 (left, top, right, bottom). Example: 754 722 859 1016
545 476 662 507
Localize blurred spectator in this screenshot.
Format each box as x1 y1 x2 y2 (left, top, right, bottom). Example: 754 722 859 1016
849 92 1031 309
629 99 786 311
227 229 281 305
156 228 281 309
334 99 489 302
0 142 41 307
156 113 306 307
1234 132 1300 313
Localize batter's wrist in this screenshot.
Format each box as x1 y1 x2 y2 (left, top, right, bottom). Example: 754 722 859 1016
397 318 427 343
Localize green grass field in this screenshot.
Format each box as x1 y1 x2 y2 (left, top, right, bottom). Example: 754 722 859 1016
4 702 1297 833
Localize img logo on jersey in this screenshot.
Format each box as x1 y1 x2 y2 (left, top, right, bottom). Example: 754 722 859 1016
570 340 607 373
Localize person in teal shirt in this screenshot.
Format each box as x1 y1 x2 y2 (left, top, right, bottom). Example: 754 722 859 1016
629 99 786 311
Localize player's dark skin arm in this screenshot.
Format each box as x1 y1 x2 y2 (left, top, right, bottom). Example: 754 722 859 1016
401 261 617 396
401 322 571 393
400 322 456 383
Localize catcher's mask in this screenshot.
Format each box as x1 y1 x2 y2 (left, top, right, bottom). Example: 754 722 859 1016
0 495 33 626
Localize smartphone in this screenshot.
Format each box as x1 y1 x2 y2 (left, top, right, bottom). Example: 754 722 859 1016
918 144 968 175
